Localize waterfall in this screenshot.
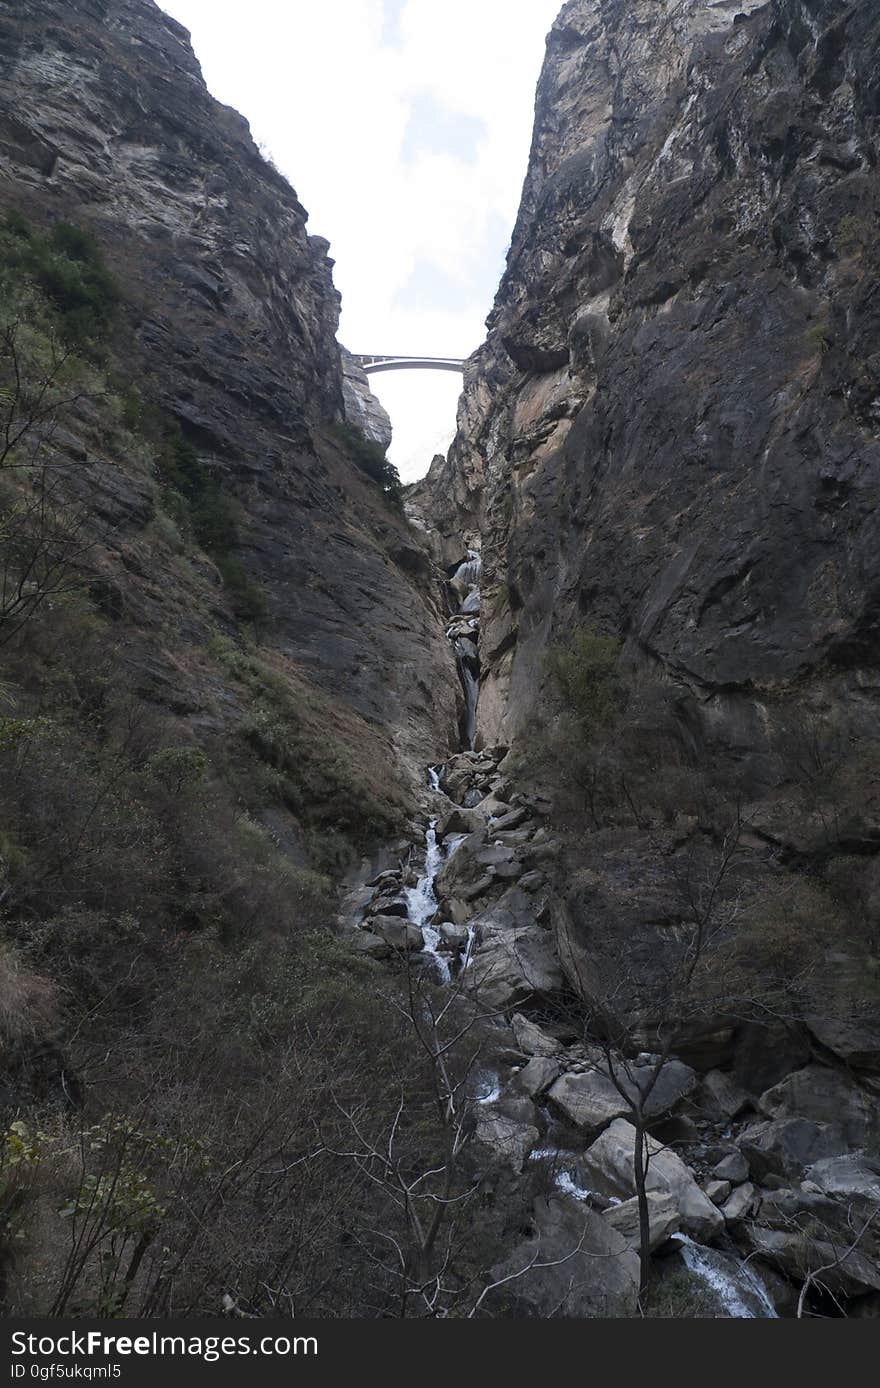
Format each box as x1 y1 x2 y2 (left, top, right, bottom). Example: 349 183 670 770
673 1234 778 1318
427 765 442 792
404 820 450 984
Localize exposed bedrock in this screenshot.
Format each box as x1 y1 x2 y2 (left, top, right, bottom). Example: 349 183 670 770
423 0 880 782
0 0 460 788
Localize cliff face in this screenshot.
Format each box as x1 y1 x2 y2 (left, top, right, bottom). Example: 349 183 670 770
0 0 458 788
431 0 880 781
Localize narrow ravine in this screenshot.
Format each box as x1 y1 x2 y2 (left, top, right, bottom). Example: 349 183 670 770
345 538 778 1319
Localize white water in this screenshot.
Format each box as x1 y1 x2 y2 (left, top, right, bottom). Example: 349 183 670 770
427 765 442 792
404 820 450 983
452 550 482 590
475 1070 502 1105
674 1234 777 1318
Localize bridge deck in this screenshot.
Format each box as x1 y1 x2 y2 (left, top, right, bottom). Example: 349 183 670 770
353 354 465 375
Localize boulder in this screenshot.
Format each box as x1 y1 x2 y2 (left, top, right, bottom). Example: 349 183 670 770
805 1154 880 1202
433 829 488 899
704 1179 731 1205
548 1057 696 1139
510 1012 562 1058
350 929 390 960
437 896 471 926
579 1119 724 1243
713 1151 749 1184
720 1182 755 1224
488 1196 639 1318
630 1058 698 1118
547 1071 628 1138
468 924 563 1008
436 806 485 839
738 1118 850 1181
489 806 529 832
517 871 547 894
742 1226 880 1301
804 1015 880 1073
696 1069 752 1122
508 1056 561 1100
602 1192 681 1253
366 894 408 918
758 1065 876 1147
369 916 424 952
439 922 470 949
472 1108 539 1174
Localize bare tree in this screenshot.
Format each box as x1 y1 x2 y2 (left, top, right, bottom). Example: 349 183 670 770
0 316 100 644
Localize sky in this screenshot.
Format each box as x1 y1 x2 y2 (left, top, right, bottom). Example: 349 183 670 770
159 0 562 480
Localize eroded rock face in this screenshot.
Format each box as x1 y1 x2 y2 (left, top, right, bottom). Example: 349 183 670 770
339 348 393 451
0 0 460 788
428 0 880 764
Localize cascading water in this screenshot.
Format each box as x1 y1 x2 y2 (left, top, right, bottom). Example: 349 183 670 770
404 820 449 984
673 1235 778 1318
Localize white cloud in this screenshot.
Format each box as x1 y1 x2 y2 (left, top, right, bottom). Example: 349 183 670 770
159 0 561 480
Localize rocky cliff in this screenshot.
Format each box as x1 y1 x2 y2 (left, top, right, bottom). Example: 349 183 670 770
418 0 880 1220
429 0 880 770
0 0 459 792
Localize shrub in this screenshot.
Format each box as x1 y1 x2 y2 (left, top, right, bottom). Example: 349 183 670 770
548 625 622 737
331 422 403 506
0 211 119 349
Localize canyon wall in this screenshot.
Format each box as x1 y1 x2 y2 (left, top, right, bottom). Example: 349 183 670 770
429 0 880 795
0 0 459 795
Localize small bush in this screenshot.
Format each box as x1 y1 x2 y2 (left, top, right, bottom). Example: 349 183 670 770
332 422 403 506
548 625 623 739
0 211 119 348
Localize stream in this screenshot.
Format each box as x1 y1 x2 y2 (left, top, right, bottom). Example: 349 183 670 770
351 541 778 1319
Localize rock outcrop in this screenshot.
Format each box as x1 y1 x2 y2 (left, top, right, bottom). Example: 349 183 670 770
426 0 880 794
340 347 393 451
0 0 459 791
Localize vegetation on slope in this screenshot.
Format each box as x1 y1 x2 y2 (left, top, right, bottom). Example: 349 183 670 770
0 207 435 1316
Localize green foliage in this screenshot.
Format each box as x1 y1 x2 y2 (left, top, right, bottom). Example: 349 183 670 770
332 422 403 507
805 320 832 354
548 624 623 739
0 210 119 349
837 213 869 251
0 1121 45 1247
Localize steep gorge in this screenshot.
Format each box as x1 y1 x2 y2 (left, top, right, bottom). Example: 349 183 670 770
1 0 880 1321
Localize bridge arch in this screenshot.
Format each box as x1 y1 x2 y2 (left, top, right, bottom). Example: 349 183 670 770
353 354 465 376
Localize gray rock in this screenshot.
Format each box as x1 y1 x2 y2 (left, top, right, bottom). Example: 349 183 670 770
805 1154 880 1202
472 1109 539 1174
697 1069 752 1122
713 1151 749 1185
704 1179 731 1205
438 922 470 949
719 1182 755 1224
547 1071 629 1138
601 1191 681 1253
351 930 390 960
738 1118 851 1181
758 1065 876 1147
579 1118 724 1243
509 1056 561 1099
510 1012 563 1058
488 1196 639 1318
369 916 424 952
467 921 563 1009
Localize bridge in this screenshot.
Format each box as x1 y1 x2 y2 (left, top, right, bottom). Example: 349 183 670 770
353 354 466 376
